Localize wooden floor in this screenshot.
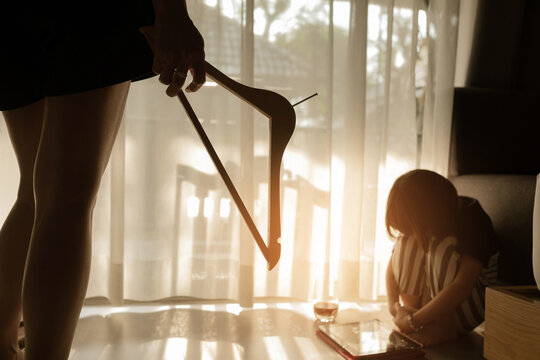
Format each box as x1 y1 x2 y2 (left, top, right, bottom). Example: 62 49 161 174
69 301 485 359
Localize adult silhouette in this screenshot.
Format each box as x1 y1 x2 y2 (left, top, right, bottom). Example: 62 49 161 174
0 1 205 359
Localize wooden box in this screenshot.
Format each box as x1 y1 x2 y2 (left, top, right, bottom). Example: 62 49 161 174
484 286 540 360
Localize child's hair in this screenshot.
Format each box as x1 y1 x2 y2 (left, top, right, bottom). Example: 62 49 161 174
385 169 459 247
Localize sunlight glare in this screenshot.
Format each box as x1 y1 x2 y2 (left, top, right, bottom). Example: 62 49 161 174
394 51 405 68
361 330 386 353
375 156 412 253
418 10 427 36
204 81 218 87
253 303 268 310
220 198 231 218
333 2 351 29
232 343 245 359
330 156 344 266
202 304 216 312
367 4 382 41
201 341 218 360
187 196 200 218
293 337 324 359
203 196 213 218
263 336 288 360
309 205 329 263
276 303 293 311
164 338 188 360
226 303 242 316
254 8 266 36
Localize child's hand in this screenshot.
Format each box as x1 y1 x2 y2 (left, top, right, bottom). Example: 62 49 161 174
392 303 414 333
407 313 458 347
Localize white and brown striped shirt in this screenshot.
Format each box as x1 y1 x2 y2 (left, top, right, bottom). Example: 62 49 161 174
391 196 499 332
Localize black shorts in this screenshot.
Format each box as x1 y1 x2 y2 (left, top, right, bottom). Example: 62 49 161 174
0 1 156 111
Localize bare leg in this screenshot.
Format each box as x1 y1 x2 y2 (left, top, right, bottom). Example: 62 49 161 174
0 101 44 360
22 82 130 360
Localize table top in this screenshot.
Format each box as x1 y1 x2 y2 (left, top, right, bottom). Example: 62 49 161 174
73 301 485 359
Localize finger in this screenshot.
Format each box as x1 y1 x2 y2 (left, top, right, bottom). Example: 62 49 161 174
166 69 188 97
159 64 175 86
186 59 206 93
394 302 402 312
185 77 204 93
393 320 405 333
185 79 204 93
153 57 166 75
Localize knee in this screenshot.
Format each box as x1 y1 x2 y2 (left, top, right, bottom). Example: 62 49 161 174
392 238 426 297
15 177 36 210
15 191 35 211
427 236 460 292
34 181 100 220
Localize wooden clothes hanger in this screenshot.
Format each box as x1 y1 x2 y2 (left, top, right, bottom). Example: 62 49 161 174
177 61 296 270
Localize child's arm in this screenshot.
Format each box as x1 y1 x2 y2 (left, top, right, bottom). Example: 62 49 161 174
395 254 482 332
386 255 400 317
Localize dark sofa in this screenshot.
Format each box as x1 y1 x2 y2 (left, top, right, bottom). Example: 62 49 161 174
448 87 540 285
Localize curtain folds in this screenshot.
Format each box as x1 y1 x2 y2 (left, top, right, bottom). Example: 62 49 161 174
0 0 460 305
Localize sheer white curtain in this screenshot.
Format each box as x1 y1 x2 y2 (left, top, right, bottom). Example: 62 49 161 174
0 0 459 305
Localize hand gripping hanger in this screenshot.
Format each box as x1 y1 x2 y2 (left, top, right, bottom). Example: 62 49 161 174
177 61 296 270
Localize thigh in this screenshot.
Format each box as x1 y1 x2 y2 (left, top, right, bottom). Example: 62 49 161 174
2 101 44 199
33 82 130 208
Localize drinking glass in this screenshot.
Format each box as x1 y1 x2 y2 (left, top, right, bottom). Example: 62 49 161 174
312 277 339 323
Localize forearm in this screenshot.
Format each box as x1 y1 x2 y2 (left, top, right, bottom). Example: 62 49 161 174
386 257 400 317
412 280 470 326
412 254 482 327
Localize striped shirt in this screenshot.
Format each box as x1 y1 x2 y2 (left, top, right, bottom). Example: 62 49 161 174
391 196 499 332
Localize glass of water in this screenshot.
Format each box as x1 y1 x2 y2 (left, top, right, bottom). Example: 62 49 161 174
312 277 339 323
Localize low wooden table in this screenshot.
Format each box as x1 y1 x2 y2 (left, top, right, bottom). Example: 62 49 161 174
484 286 540 360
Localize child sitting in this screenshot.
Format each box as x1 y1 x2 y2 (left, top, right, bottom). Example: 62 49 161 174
385 169 499 346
